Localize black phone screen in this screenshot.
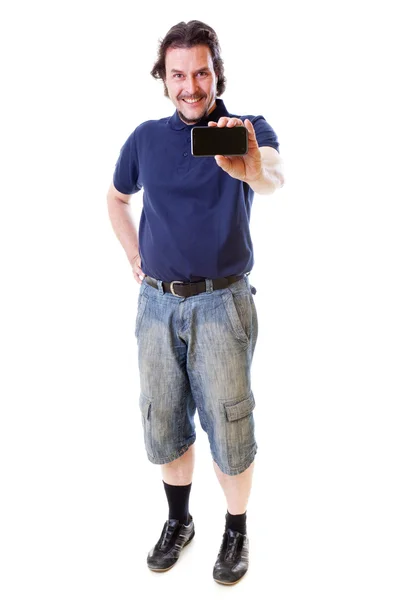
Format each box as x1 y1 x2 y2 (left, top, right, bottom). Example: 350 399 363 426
191 126 248 157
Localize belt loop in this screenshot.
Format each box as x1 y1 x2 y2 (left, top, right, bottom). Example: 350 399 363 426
156 279 164 295
205 278 214 293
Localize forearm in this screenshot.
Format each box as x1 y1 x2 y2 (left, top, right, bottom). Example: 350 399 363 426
246 165 284 195
107 194 139 266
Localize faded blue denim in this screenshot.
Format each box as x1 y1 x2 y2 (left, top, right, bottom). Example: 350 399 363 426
135 275 258 476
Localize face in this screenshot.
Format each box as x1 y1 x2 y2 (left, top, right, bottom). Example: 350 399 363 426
164 45 218 125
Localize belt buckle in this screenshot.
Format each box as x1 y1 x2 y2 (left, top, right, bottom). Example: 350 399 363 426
170 280 185 297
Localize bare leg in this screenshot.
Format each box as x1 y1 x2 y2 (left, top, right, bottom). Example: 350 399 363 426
161 443 195 485
213 460 255 514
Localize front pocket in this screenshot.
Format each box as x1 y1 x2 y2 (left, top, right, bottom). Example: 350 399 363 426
222 290 252 345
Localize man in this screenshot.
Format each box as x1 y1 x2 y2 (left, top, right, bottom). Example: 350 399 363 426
107 20 284 585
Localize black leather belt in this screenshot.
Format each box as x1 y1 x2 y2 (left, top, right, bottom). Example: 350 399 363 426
144 275 244 298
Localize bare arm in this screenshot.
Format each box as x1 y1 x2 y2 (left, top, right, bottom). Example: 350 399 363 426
106 183 145 284
246 146 285 196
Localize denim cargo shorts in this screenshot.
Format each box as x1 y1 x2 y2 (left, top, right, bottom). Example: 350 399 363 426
135 275 258 476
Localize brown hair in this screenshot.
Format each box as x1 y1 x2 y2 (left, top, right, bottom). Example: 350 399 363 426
150 20 227 98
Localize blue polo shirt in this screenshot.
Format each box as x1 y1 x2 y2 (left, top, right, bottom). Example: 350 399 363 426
113 99 279 282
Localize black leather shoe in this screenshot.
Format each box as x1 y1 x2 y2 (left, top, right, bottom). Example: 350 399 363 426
147 515 195 572
213 528 249 585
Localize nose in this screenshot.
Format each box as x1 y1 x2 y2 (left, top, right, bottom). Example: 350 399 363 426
185 76 199 96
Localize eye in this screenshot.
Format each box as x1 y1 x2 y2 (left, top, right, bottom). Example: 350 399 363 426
172 71 208 79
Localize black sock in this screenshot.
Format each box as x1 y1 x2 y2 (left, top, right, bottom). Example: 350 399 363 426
225 510 247 535
162 481 192 525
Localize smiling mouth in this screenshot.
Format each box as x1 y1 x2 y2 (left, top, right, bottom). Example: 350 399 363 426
181 97 204 106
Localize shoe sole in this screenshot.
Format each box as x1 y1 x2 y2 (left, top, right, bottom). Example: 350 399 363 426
147 530 195 572
214 576 246 585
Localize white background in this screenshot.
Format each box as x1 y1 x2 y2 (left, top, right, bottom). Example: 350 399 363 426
1 0 399 598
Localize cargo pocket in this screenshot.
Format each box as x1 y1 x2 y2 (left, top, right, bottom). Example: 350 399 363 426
135 292 148 338
139 392 153 458
224 392 256 422
222 392 256 472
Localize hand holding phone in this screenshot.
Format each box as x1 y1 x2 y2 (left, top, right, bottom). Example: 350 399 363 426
191 117 264 185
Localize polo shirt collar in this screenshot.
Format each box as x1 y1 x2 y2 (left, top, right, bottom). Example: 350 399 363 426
168 98 230 130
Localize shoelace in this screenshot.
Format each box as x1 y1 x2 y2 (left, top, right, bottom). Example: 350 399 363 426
159 522 177 550
225 534 241 562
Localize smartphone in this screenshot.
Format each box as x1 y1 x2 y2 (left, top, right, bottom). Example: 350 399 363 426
191 126 248 157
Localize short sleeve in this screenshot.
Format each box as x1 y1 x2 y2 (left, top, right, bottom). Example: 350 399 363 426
113 130 142 195
251 115 280 153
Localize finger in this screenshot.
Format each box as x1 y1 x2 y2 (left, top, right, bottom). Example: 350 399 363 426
132 264 145 284
227 118 243 127
244 118 256 138
215 155 231 171
217 117 229 127
208 121 217 126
